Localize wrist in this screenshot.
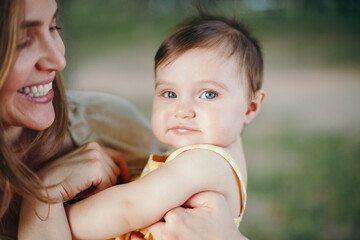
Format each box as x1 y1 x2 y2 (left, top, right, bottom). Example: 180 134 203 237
36 169 69 202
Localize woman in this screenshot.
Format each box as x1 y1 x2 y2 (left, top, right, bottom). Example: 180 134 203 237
0 0 246 239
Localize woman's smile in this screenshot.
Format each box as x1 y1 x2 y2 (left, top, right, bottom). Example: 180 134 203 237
18 81 53 97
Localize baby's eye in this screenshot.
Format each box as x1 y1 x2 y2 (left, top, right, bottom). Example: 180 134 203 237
163 91 177 98
200 91 217 99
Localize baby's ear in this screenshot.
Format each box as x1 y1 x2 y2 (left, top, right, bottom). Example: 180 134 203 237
244 90 265 125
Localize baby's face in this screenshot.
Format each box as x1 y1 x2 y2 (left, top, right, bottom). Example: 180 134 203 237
151 48 250 149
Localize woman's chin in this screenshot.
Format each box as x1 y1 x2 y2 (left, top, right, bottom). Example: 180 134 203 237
25 112 55 131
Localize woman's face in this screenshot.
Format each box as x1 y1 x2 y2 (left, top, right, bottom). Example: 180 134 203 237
0 0 66 134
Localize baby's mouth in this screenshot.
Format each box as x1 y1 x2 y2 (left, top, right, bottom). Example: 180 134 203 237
18 82 53 97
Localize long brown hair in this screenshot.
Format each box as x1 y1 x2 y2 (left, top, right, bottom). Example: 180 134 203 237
0 0 69 218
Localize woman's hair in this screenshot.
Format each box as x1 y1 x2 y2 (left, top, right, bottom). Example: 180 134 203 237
0 0 69 218
155 10 263 97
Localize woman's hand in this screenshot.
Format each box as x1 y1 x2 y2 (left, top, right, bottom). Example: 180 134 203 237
139 191 247 240
18 142 127 240
37 142 127 202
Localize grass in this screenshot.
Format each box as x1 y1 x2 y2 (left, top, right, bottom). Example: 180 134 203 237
241 131 360 239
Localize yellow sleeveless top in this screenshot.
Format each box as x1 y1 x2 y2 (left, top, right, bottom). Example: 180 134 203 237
112 144 247 240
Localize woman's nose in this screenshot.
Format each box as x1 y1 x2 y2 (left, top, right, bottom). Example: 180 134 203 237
36 36 66 72
174 100 196 119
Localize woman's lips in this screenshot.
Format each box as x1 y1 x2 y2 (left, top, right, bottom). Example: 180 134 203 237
18 88 54 104
17 79 55 104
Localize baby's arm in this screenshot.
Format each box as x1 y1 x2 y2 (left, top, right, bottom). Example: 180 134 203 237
66 149 240 240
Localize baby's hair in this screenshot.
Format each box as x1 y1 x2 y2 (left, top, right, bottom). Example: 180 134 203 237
155 10 263 96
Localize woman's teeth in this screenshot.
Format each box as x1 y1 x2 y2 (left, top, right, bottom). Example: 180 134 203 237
18 82 52 97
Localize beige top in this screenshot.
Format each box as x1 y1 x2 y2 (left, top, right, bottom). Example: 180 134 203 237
67 90 169 178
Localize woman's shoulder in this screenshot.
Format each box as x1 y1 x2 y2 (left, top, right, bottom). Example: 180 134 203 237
66 90 143 117
66 90 152 137
65 90 162 146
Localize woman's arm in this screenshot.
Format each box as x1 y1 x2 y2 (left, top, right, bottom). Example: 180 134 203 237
19 201 71 240
18 142 125 240
67 149 240 240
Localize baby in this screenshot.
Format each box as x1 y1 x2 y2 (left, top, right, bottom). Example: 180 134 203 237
67 11 265 240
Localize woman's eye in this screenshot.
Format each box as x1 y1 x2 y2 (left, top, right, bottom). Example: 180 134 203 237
50 25 62 32
200 91 217 99
163 91 177 98
17 38 31 49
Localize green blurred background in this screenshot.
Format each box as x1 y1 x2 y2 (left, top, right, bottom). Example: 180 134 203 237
58 0 360 239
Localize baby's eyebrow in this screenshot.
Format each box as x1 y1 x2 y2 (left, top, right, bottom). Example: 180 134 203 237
197 80 228 91
155 79 172 88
